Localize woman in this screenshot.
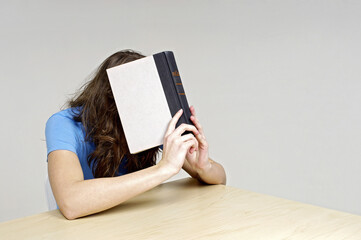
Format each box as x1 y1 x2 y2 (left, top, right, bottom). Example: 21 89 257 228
46 49 226 220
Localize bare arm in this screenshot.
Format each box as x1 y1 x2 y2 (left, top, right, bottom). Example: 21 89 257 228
48 109 199 220
48 150 172 220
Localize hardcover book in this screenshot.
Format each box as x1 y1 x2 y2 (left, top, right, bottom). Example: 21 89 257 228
106 51 193 154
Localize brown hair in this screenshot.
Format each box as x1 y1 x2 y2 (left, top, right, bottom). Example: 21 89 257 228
67 50 161 178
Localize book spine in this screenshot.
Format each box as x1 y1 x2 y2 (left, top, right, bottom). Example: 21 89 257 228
163 51 193 127
153 53 183 128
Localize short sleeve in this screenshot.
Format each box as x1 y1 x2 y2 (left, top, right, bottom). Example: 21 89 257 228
159 145 163 150
45 114 79 159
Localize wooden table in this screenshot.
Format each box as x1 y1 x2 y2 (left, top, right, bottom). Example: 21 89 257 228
1 178 361 239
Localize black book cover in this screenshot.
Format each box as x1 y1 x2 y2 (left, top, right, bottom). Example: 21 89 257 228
153 51 194 133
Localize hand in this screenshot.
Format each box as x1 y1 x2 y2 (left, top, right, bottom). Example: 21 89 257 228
186 106 212 174
158 109 200 175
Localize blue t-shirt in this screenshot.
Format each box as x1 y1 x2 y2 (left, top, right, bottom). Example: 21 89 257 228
45 107 129 179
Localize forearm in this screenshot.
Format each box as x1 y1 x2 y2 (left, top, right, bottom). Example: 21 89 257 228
60 164 171 219
183 157 227 185
196 158 227 185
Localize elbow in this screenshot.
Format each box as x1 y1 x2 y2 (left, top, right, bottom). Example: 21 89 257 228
220 177 227 185
219 166 227 185
59 200 81 220
211 175 227 185
220 167 227 185
62 209 78 220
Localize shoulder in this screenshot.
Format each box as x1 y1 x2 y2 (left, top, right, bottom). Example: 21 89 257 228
45 107 84 138
47 107 80 122
45 107 84 156
46 108 81 128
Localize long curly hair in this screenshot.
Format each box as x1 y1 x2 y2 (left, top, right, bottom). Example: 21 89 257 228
67 50 161 178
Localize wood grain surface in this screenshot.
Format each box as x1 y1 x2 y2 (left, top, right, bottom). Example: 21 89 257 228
1 178 361 239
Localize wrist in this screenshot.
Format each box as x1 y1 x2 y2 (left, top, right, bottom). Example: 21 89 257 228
196 161 212 176
156 159 179 178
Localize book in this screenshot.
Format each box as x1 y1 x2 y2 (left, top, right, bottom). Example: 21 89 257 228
106 51 193 154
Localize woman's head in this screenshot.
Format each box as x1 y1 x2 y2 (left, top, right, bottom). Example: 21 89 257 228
68 50 161 178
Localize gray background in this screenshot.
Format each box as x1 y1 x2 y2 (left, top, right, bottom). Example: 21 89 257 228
1 0 360 222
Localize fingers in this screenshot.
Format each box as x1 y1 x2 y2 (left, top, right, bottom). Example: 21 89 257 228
183 138 198 152
181 134 198 149
190 105 196 117
180 133 196 142
194 132 208 149
165 107 204 150
181 133 200 154
190 113 204 135
189 106 208 148
173 123 199 137
165 109 183 137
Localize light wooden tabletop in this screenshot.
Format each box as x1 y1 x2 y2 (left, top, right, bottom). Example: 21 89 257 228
1 177 361 239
